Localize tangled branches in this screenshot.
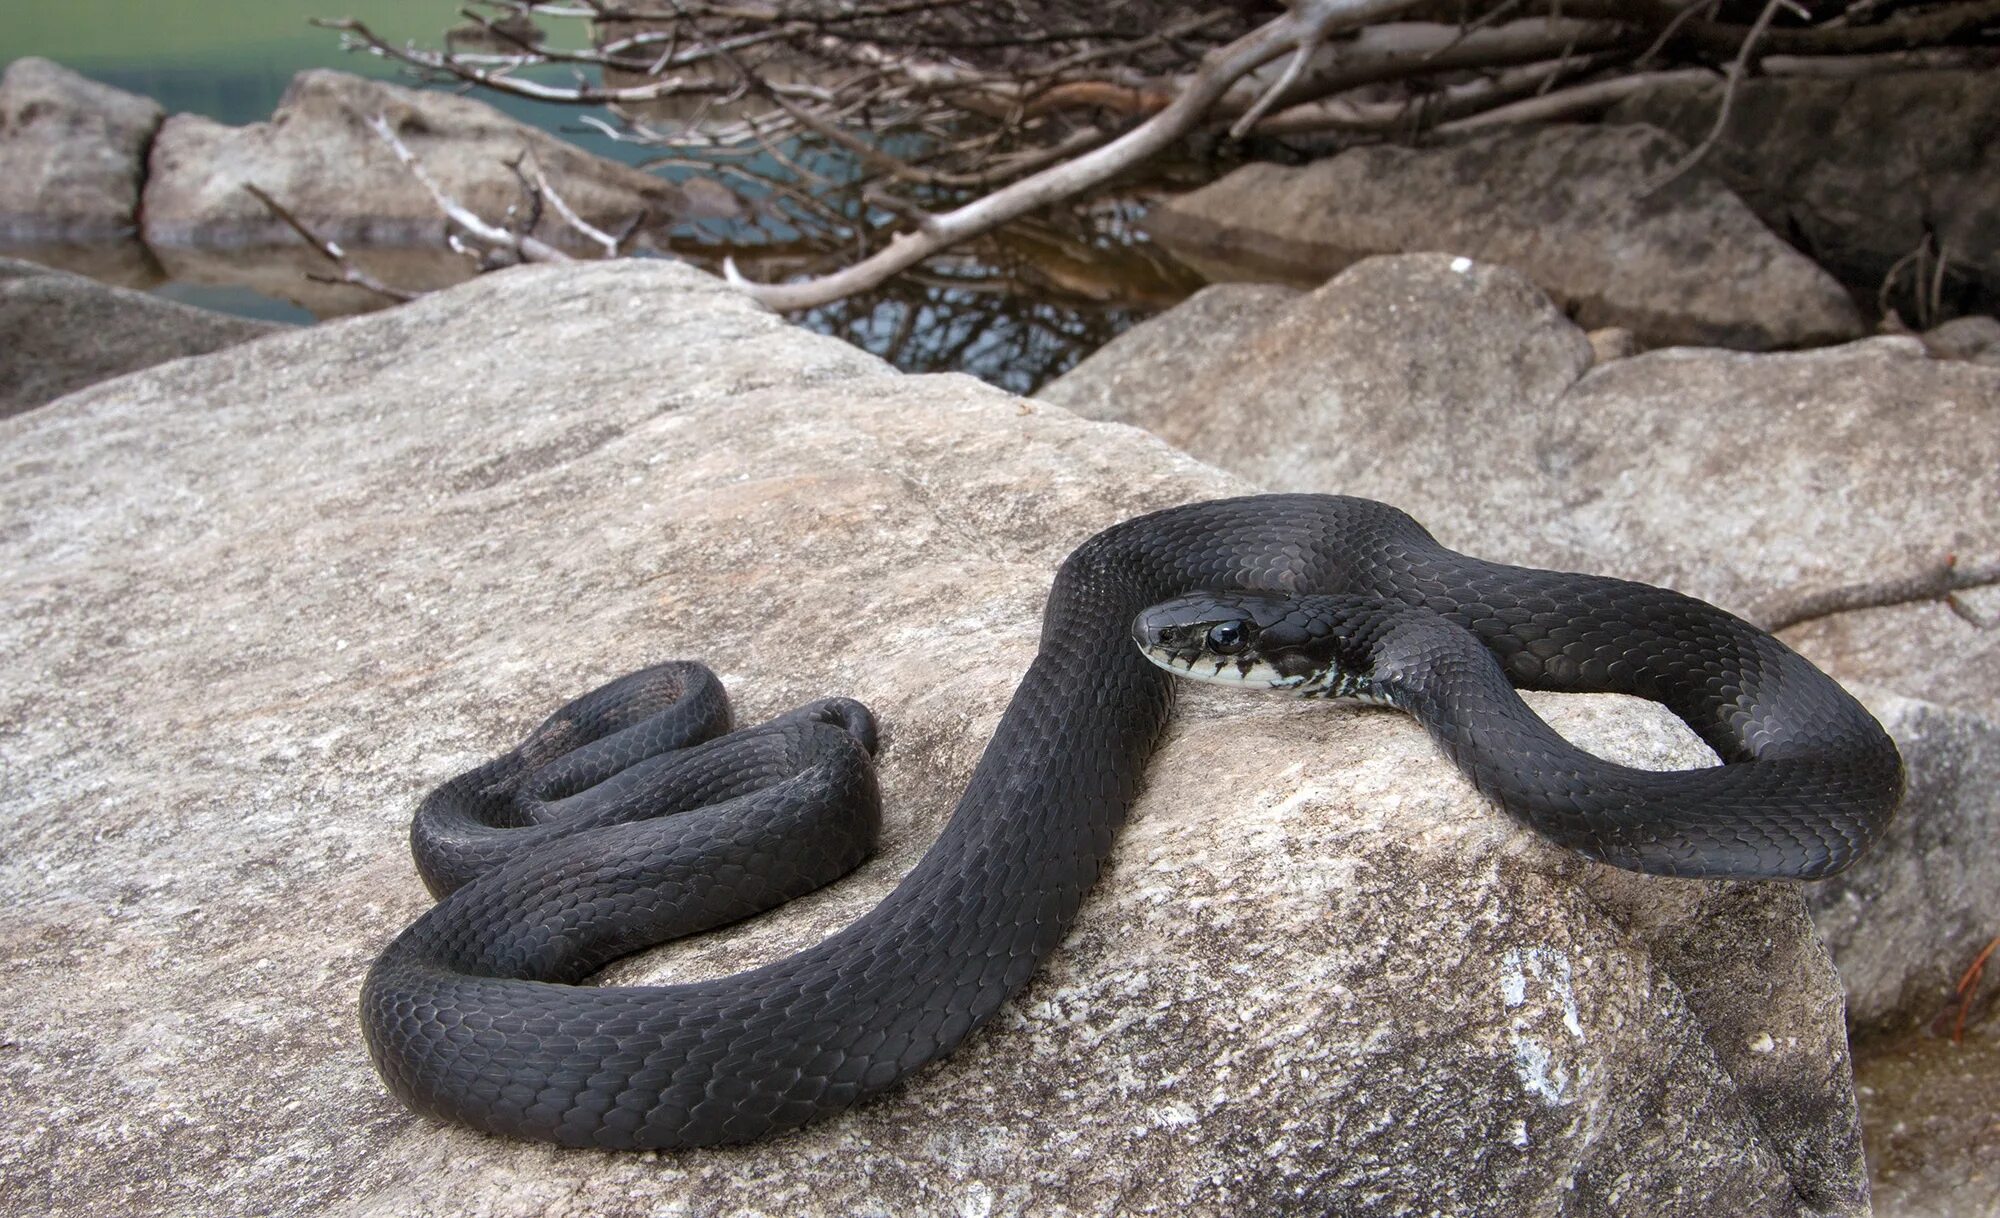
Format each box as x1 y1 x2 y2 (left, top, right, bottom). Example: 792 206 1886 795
319 0 2000 309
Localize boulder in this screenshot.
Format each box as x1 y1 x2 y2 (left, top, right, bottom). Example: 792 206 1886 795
1042 253 2000 1032
0 255 52 281
1031 282 1301 423
1805 692 2000 1033
1045 254 1997 627
1607 70 2000 318
1922 314 2000 363
0 261 287 418
1143 125 1864 351
0 260 1866 1216
0 58 163 242
141 69 739 251
1784 589 2000 1034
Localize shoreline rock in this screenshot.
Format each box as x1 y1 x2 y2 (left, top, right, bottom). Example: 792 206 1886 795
141 69 739 251
1144 125 1864 352
0 58 163 242
0 257 288 418
1607 70 2000 319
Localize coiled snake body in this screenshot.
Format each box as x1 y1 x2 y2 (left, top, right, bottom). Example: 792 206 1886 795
361 494 1902 1149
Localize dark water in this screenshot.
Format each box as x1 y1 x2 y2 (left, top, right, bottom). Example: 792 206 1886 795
1 4 1201 393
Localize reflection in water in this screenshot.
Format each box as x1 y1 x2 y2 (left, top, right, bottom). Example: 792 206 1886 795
9 190 1199 395
788 204 1202 395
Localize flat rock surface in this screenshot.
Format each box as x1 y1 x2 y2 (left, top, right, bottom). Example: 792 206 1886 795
1142 125 1862 351
0 58 162 242
0 261 1866 1216
0 260 287 418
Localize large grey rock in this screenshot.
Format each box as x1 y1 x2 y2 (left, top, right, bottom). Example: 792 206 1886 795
1607 70 2000 317
1144 125 1864 351
1046 253 1997 627
1806 692 2000 1034
1043 253 2000 1034
0 262 287 418
1782 592 2000 1036
0 255 54 282
1922 314 2000 363
0 58 163 242
0 260 1867 1216
1045 281 1302 422
141 69 739 250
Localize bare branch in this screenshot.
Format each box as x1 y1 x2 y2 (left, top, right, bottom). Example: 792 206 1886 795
727 0 1432 312
1229 26 1325 138
242 182 422 302
1642 0 1807 195
1438 67 1714 131
528 159 626 256
365 114 573 263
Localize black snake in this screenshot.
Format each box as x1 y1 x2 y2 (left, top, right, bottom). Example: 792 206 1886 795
360 494 1902 1148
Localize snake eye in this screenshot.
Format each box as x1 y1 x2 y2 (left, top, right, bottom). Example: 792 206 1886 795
1206 621 1246 655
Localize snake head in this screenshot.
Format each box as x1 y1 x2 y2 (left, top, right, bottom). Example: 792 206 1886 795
1132 592 1385 701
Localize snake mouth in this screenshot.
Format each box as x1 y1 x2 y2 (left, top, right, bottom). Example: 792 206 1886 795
1137 639 1290 687
1133 593 1391 701
1132 596 1306 691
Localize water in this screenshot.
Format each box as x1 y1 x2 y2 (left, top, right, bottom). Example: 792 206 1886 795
0 3 1199 393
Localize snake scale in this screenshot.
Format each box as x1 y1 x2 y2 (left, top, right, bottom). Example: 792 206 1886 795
361 494 1902 1148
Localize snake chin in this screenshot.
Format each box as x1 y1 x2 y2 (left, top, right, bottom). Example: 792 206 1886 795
1132 592 1380 700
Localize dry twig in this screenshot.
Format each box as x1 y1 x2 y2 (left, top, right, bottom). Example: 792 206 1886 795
242 181 422 302
1642 0 1808 195
312 0 2000 310
365 114 573 263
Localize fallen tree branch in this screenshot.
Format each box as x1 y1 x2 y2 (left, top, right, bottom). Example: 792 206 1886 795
527 159 628 256
726 0 1430 311
1765 555 2000 632
1438 67 1715 131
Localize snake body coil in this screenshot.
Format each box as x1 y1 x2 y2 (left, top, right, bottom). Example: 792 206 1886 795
361 494 1902 1149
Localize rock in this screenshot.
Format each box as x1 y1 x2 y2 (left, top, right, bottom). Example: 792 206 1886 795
0 58 163 242
1042 253 2000 1034
1045 253 1997 627
1587 327 1638 364
141 69 739 251
1783 594 2000 726
0 255 54 282
1782 592 2000 1034
1607 71 2000 318
1143 125 1864 351
1801 692 2000 1034
1038 282 1301 422
0 259 1867 1216
1922 314 2000 362
0 262 288 418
